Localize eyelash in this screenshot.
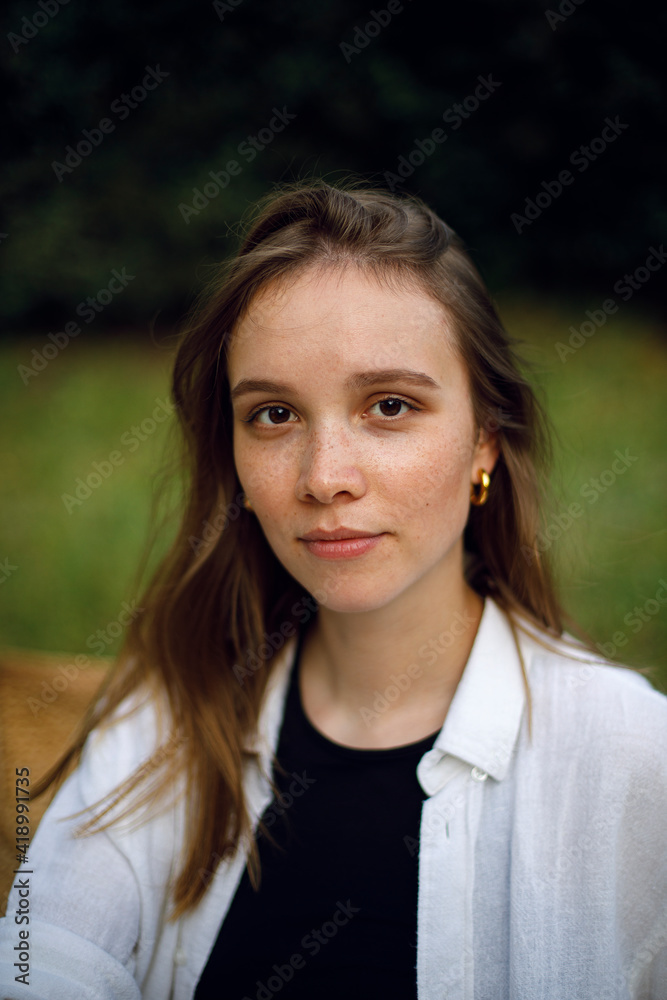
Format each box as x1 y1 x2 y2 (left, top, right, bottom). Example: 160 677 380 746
243 395 421 426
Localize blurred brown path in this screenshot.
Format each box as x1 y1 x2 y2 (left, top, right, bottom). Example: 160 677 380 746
0 649 110 916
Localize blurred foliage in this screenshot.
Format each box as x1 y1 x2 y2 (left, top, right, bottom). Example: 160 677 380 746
1 303 665 694
1 0 666 332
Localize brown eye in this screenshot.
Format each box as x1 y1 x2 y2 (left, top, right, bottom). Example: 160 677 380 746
250 405 296 426
378 399 404 417
370 397 416 419
265 407 291 424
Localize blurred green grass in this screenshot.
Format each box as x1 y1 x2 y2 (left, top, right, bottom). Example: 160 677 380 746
0 334 178 660
497 294 667 694
1 298 665 693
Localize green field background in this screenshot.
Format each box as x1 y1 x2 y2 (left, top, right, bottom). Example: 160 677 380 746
1 297 665 694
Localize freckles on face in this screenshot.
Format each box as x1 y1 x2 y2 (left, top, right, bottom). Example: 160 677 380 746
225 265 482 610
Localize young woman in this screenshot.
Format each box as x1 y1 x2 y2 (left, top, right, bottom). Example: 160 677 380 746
1 180 665 999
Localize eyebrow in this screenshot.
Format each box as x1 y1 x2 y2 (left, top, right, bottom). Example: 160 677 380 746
230 368 440 402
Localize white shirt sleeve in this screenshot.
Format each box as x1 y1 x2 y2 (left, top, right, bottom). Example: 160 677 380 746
0 693 166 999
0 764 142 998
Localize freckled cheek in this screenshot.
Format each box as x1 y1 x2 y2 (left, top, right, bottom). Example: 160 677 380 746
234 435 286 495
242 453 297 529
381 438 472 518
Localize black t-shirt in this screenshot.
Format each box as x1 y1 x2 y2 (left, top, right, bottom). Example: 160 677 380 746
195 623 440 999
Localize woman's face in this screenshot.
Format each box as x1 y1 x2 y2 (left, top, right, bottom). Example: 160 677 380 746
227 264 498 614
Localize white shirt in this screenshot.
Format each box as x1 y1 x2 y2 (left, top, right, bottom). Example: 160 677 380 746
1 597 666 999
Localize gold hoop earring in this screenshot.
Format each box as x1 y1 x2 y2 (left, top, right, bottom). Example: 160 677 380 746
242 496 253 512
470 469 490 506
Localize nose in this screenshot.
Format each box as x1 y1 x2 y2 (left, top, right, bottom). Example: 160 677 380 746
295 426 368 505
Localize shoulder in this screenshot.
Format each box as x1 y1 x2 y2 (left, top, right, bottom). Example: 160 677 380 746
513 617 667 765
76 683 179 810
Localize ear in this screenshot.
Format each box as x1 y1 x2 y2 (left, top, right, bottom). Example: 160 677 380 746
471 425 500 483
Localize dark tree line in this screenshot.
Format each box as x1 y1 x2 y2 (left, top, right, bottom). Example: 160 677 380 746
2 0 665 331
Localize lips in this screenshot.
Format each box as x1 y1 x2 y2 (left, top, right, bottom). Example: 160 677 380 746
300 533 385 560
299 527 381 541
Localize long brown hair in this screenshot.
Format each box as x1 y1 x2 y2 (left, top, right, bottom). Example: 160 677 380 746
34 177 586 920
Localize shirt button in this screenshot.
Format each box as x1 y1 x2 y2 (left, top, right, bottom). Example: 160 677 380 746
471 766 488 782
174 948 187 965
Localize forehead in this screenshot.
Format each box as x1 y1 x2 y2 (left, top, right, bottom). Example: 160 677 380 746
227 264 461 376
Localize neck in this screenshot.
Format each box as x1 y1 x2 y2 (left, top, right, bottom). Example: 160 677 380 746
298 565 485 746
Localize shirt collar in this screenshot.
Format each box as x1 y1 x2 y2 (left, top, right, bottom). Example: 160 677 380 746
417 597 528 795
250 597 529 798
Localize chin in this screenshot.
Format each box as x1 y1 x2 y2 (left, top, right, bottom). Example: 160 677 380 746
304 578 409 615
